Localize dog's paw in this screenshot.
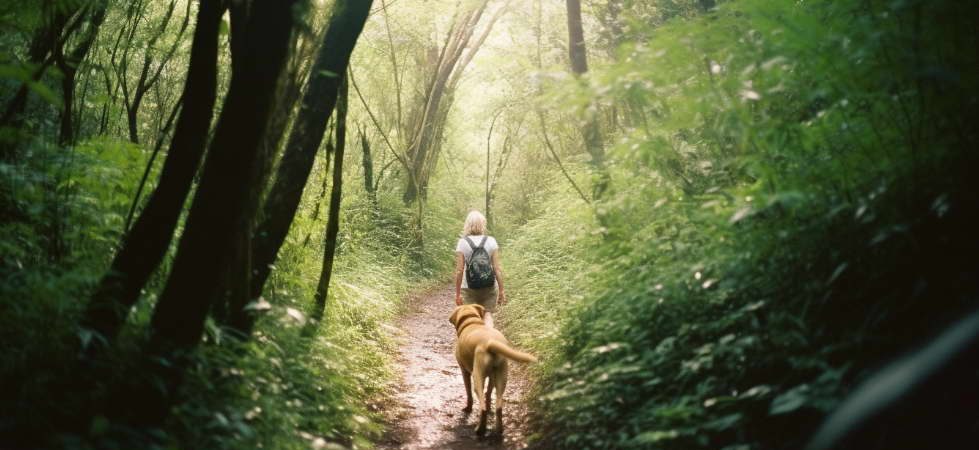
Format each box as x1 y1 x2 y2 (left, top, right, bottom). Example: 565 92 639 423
461 405 472 415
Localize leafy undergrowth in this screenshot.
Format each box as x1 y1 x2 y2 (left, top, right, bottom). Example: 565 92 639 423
161 189 458 449
503 0 979 448
0 140 450 449
168 215 413 450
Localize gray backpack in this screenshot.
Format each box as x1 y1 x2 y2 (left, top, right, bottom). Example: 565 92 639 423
464 236 495 289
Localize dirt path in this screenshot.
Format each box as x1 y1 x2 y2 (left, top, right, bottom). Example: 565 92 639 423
376 286 532 450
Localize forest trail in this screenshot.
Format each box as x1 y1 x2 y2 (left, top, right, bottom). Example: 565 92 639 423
376 286 532 450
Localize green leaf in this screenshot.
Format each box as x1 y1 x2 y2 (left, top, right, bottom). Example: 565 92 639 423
770 384 811 415
703 413 743 431
632 429 680 443
28 80 61 106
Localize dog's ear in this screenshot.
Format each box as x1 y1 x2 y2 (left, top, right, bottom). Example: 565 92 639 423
472 304 485 317
448 306 461 325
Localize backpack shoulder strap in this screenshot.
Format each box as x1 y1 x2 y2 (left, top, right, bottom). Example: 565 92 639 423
478 236 488 249
464 236 478 250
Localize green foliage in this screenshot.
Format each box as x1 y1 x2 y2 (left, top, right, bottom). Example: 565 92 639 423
4 0 979 448
0 142 434 448
499 175 599 352
503 0 979 448
164 157 432 449
0 136 156 446
2 0 456 448
170 305 390 450
0 135 145 276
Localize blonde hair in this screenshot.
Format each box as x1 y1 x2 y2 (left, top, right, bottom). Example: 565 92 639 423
462 210 487 236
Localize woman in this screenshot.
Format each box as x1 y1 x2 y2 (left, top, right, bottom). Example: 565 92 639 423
454 210 506 328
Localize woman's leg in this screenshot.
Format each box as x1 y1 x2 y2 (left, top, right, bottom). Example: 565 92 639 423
483 284 500 328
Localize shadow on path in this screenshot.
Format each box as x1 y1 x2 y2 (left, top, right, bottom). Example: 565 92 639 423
376 286 531 450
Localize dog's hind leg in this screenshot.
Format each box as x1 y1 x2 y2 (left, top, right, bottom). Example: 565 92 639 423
472 349 490 436
494 362 508 434
484 377 494 412
461 368 473 413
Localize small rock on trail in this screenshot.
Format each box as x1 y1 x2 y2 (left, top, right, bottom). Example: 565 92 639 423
376 286 532 450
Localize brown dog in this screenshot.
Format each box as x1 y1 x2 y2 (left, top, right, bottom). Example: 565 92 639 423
449 304 536 436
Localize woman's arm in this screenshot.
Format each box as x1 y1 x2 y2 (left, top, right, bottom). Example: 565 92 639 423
491 251 506 306
454 252 465 306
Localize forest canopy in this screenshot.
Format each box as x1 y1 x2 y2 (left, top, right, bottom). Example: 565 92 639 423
1 0 977 449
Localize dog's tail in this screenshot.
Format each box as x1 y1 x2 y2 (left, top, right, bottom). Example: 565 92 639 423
487 339 537 363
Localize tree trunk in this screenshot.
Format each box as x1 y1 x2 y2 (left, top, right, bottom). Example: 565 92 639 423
121 0 190 144
565 0 608 197
565 0 589 74
123 99 182 234
312 76 349 323
126 103 140 143
300 135 334 249
401 1 510 205
106 2 300 425
487 133 514 224
58 67 77 146
56 1 109 146
0 3 79 127
80 0 226 346
402 2 492 205
73 53 96 141
148 0 300 351
260 65 304 170
484 109 503 229
228 0 251 76
0 3 85 160
359 127 375 201
379 0 405 141
349 68 405 195
247 0 374 308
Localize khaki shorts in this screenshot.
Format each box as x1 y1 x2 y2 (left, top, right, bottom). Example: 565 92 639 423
462 285 498 313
